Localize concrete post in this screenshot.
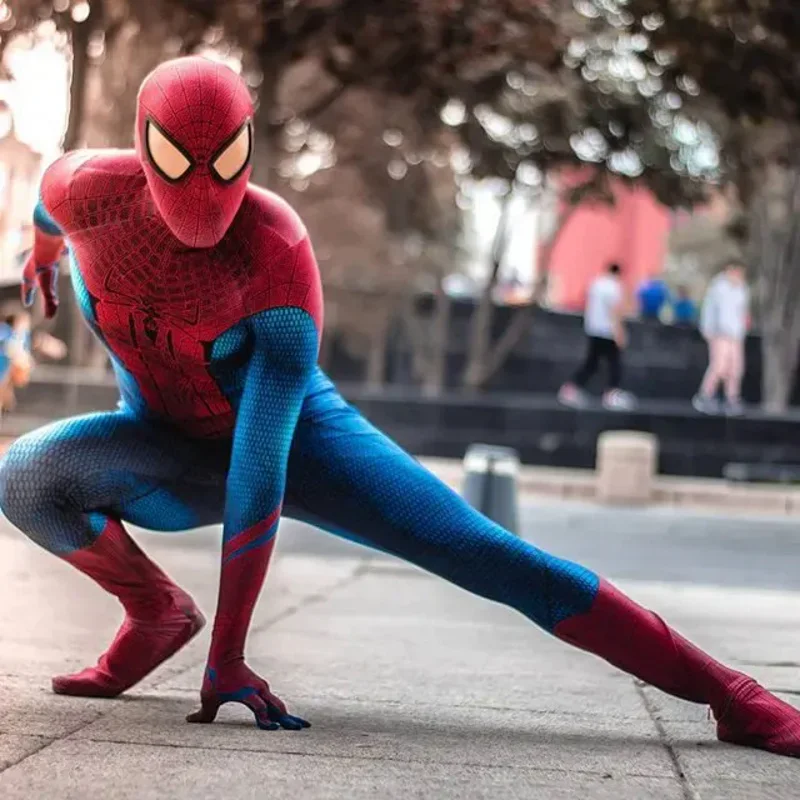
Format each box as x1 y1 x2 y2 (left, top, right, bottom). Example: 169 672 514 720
596 431 658 505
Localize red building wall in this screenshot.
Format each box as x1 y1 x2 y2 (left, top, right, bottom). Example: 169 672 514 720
544 172 671 312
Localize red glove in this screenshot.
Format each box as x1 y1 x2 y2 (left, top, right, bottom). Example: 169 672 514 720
21 249 60 320
187 660 310 731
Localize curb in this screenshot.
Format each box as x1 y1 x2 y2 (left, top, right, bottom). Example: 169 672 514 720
419 457 800 518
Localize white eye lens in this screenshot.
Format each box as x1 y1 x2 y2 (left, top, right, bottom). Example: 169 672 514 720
212 124 251 181
146 121 191 180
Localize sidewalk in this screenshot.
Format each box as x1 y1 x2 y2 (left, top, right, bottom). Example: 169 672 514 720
0 521 799 798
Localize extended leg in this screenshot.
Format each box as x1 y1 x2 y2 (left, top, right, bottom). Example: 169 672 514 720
724 338 745 403
284 374 800 757
573 336 601 388
605 339 622 391
699 336 725 398
0 411 225 696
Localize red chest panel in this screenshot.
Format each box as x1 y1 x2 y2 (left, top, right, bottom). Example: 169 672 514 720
47 153 322 438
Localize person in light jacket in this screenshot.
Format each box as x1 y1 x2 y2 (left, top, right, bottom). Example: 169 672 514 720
693 262 749 415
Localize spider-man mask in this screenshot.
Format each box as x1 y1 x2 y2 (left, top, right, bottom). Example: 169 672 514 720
135 57 254 249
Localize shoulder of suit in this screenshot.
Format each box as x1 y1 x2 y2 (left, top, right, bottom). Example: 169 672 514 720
42 150 142 201
243 185 308 248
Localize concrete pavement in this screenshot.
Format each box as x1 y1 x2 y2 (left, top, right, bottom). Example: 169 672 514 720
0 509 799 798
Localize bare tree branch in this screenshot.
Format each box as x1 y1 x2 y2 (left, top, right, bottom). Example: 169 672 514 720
284 81 351 125
471 199 580 387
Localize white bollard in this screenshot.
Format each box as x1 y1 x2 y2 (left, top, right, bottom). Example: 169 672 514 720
596 431 658 505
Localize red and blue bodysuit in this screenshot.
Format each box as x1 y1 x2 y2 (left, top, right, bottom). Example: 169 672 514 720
1 56 799 753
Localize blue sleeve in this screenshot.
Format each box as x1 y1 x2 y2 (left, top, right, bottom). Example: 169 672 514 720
223 306 319 548
33 199 63 237
206 305 319 669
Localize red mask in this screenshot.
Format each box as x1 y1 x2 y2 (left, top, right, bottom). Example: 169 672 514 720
135 57 254 249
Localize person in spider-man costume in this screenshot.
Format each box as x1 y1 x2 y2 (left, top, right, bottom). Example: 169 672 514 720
0 57 799 755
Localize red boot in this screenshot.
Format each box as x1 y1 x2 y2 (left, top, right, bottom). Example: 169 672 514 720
715 678 800 756
555 579 800 758
52 520 205 698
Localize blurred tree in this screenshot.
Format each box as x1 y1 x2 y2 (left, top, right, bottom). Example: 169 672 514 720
2 0 210 366
6 0 783 400
449 4 720 390
725 124 800 412
460 173 583 390
4 0 94 149
0 0 223 366
167 1 565 183
165 0 565 390
3 1 209 148
221 1 721 394
666 199 742 298
81 4 180 147
277 81 459 391
613 0 800 409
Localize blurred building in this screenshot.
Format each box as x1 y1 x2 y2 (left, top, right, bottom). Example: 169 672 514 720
0 38 71 289
543 170 670 311
539 169 740 314
0 101 41 287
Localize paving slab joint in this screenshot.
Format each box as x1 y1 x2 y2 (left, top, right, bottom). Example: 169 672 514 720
635 683 701 800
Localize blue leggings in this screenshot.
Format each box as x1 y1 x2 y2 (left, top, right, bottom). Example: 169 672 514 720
0 376 599 634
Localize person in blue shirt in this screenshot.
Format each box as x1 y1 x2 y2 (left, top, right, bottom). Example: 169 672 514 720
672 285 697 326
0 312 31 413
637 278 670 321
0 310 66 413
0 319 13 378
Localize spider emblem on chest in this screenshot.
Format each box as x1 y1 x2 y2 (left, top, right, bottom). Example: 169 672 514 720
125 304 177 355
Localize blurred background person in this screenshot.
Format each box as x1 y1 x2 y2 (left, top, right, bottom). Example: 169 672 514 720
0 310 33 413
559 263 635 410
693 262 749 415
672 284 697 327
0 306 67 414
637 276 670 322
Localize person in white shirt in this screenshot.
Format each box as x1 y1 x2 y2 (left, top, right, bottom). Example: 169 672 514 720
559 264 635 410
693 262 749 416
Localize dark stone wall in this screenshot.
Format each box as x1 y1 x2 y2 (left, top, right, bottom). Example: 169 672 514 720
8 295 800 480
381 300 768 404
346 386 800 479
13 376 800 479
0 286 778 405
